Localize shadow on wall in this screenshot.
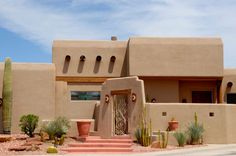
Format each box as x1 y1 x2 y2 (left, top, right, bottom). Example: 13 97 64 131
78 55 86 73
93 102 100 131
63 55 71 73
108 56 116 73
94 56 102 73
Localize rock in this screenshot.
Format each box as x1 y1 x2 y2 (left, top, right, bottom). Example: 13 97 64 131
15 134 28 140
8 146 27 151
26 136 41 142
23 140 43 146
47 146 58 153
0 134 12 142
26 145 40 151
151 141 161 148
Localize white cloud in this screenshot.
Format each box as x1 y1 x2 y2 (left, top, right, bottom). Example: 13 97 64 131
0 0 236 67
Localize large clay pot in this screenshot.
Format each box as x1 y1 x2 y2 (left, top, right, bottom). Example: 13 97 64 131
168 121 179 131
77 120 91 137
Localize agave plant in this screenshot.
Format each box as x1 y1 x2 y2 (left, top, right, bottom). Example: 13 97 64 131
173 131 186 147
41 116 70 145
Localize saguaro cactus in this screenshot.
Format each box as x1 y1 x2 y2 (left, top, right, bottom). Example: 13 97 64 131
2 57 13 134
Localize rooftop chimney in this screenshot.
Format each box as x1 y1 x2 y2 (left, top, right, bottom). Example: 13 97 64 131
111 36 117 41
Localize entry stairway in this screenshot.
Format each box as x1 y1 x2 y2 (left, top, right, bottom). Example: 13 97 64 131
62 135 134 153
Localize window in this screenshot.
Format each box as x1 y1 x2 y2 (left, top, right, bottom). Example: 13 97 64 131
71 91 100 100
192 91 213 103
227 93 236 104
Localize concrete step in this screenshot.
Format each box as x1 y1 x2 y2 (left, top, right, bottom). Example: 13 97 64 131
61 147 133 153
68 142 132 148
111 135 131 139
85 138 133 143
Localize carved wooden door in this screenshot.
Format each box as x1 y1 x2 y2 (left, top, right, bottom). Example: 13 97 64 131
113 94 128 135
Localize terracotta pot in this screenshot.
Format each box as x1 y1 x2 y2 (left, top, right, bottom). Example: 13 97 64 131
168 121 179 131
77 121 91 137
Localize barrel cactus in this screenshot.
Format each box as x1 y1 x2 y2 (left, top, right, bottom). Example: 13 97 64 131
2 57 13 134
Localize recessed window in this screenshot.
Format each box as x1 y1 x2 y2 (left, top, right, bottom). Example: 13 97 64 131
227 93 236 104
71 91 100 100
192 91 213 103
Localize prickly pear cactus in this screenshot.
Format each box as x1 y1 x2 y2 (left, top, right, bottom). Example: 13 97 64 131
2 57 13 134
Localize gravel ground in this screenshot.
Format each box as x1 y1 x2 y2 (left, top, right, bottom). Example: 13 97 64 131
0 134 206 155
0 134 77 155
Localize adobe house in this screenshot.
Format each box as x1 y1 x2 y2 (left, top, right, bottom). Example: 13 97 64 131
0 37 236 143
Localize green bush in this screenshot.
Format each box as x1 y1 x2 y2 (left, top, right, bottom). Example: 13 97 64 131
19 114 39 137
41 117 70 145
173 131 186 147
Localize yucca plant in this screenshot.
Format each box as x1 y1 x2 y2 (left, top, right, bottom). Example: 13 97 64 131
186 112 204 145
2 57 13 134
173 131 186 147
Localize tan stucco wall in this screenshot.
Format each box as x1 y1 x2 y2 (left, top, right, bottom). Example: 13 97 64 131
55 81 101 136
53 40 128 77
128 37 223 77
142 79 179 103
222 69 236 103
0 63 55 133
146 103 236 144
98 76 145 139
179 81 217 103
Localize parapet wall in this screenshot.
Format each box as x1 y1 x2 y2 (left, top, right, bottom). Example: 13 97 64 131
146 103 236 144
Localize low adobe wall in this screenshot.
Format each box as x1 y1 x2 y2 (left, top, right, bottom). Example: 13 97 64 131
146 103 236 144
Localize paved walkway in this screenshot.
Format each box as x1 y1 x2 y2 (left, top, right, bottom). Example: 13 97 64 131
64 144 236 156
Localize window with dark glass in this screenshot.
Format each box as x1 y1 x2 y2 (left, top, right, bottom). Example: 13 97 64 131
227 93 236 104
71 91 100 100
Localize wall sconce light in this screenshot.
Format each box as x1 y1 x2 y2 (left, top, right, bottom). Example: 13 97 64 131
132 93 137 102
105 95 109 104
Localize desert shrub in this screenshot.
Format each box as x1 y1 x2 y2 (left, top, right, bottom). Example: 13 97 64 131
173 131 186 147
19 114 39 137
186 123 204 144
41 116 70 144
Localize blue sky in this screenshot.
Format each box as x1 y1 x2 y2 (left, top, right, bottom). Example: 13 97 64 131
0 0 236 67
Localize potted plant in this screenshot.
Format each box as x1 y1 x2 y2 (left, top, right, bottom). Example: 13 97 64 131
76 119 93 137
168 117 179 131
